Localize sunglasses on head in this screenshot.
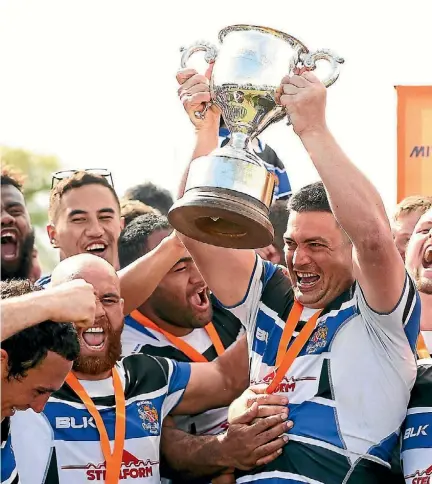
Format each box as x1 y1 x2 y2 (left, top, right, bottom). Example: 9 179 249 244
51 168 114 189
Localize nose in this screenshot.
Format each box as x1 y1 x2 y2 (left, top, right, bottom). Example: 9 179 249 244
1 209 15 227
30 394 51 414
95 299 105 319
292 246 312 267
85 218 104 238
189 263 205 285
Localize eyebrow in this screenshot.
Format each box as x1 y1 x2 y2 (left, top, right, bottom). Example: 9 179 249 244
68 208 116 218
102 293 120 299
5 201 24 209
38 386 57 394
172 257 193 267
283 236 328 244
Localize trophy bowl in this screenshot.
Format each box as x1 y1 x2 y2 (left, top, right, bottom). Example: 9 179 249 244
168 25 344 249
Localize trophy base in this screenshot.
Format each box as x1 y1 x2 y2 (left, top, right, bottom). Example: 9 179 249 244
168 187 274 249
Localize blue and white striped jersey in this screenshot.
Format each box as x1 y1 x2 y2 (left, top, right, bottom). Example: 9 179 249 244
10 354 190 484
401 358 432 484
224 257 420 484
1 418 19 484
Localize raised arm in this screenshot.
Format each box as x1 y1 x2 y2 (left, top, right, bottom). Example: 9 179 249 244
118 232 187 315
175 68 256 307
278 72 405 313
1 279 96 341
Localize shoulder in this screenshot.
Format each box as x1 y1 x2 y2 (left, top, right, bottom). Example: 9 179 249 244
121 353 172 395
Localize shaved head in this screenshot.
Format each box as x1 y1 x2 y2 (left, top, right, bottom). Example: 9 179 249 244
51 253 118 287
50 253 124 378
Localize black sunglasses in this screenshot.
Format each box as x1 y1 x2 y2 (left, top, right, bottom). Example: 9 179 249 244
51 168 114 189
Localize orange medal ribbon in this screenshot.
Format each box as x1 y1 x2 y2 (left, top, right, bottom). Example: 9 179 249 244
65 368 126 484
417 333 430 359
267 301 323 394
130 310 225 362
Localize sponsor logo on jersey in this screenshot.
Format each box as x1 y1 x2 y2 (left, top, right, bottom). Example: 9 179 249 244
61 449 158 480
137 401 159 435
56 417 96 429
405 464 432 484
253 373 317 393
404 424 429 439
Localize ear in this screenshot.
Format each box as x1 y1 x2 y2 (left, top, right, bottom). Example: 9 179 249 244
47 224 58 248
119 298 125 314
120 217 125 231
1 349 9 380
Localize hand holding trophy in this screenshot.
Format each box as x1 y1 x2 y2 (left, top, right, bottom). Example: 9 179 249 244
169 25 344 249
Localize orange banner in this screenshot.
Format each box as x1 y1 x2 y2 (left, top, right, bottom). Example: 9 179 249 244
396 86 432 201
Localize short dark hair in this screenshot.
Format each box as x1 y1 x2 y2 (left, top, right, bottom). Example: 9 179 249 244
1 280 80 380
48 171 120 223
288 181 331 215
118 213 171 268
124 182 174 215
269 199 289 250
120 199 159 227
1 166 24 192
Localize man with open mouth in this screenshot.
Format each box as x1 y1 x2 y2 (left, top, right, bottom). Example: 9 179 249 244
119 213 278 482
11 253 290 484
37 170 193 317
1 169 35 281
400 207 432 482
175 66 421 483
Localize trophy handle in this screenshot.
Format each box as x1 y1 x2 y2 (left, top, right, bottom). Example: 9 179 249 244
180 41 219 120
299 49 344 87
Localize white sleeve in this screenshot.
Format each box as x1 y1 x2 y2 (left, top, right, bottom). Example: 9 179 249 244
219 256 269 334
356 273 420 358
11 410 54 484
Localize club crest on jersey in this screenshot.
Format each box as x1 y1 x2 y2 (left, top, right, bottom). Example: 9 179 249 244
137 400 159 435
306 325 328 354
404 464 432 483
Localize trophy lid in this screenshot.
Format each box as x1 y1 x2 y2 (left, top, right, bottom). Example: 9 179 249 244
218 25 309 52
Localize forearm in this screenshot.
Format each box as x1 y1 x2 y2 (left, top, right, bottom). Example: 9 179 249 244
300 127 390 242
118 237 185 315
161 426 229 478
1 291 52 341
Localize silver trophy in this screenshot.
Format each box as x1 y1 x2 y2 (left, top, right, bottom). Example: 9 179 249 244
168 25 344 249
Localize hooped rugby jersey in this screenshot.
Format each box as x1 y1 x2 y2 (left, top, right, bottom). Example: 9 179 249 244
10 354 190 484
122 295 244 436
224 256 420 484
401 358 432 484
1 417 19 484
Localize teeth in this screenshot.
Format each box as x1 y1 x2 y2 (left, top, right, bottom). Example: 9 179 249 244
86 243 105 251
297 272 317 278
84 327 104 333
1 231 16 242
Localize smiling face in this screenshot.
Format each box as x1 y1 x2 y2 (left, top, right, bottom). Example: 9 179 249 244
406 208 432 294
48 184 123 267
1 184 34 280
1 350 73 416
284 211 354 309
140 229 213 333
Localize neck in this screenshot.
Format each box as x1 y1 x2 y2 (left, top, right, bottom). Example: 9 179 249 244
72 369 112 381
137 305 194 337
420 292 432 331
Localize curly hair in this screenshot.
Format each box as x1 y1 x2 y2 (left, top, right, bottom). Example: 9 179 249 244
1 165 25 192
1 279 80 380
118 213 171 268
